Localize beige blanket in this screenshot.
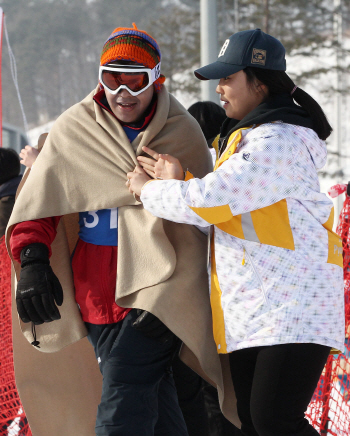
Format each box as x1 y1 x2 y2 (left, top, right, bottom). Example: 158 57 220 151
6 85 240 434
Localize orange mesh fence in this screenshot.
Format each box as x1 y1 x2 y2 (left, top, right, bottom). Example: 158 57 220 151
306 194 350 435
0 236 31 435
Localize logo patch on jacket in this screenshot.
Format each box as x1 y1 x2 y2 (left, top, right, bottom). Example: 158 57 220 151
251 48 266 65
243 153 250 161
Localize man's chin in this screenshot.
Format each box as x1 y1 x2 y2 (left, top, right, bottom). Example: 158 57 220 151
113 109 140 124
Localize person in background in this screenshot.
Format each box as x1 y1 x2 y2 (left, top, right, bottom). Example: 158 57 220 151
127 28 345 436
7 23 212 436
188 101 226 167
188 101 226 149
0 148 21 238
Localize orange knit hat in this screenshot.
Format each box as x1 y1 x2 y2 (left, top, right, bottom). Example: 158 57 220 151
100 23 165 91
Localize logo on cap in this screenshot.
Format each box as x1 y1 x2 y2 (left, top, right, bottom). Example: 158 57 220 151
219 39 230 57
251 48 266 66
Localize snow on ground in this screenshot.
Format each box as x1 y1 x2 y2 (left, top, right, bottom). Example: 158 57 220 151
6 408 23 436
307 384 350 435
328 384 350 435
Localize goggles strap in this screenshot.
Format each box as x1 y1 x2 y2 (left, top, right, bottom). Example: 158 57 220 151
151 62 161 83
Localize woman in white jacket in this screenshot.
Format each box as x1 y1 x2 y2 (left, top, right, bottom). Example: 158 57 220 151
127 29 345 436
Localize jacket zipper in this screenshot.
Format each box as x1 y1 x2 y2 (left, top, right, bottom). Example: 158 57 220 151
241 242 271 309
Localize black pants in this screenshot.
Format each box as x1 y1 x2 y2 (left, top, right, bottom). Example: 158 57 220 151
202 383 242 436
173 351 242 436
86 310 188 436
229 343 330 436
172 353 210 436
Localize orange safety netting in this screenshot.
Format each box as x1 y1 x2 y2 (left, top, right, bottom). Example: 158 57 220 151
306 195 350 435
0 236 31 435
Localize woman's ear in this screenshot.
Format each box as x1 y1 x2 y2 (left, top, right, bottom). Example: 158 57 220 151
255 81 268 97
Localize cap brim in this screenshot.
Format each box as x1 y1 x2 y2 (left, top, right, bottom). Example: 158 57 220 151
194 61 244 80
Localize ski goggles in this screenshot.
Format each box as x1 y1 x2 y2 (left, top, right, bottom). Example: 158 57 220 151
99 63 161 96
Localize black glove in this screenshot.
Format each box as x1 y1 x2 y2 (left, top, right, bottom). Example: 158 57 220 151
16 243 63 325
132 309 174 343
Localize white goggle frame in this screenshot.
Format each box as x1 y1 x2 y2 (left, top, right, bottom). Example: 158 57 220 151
99 62 161 96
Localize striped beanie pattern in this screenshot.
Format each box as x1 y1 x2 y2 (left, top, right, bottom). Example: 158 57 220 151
100 23 165 91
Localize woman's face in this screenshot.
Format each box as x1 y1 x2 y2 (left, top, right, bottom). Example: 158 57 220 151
216 70 267 120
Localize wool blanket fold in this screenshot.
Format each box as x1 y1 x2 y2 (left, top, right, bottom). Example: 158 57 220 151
6 85 240 434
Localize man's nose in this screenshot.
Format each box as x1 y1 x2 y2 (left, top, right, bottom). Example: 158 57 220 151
117 88 133 97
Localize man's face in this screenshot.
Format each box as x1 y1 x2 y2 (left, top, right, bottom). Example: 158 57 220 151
105 85 154 124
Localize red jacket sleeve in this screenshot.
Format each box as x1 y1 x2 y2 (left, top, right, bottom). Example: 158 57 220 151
10 216 62 262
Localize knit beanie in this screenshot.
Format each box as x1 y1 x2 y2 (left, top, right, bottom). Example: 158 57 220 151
0 148 20 185
100 23 165 92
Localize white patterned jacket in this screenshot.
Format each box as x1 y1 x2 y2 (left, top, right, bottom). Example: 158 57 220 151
141 122 345 354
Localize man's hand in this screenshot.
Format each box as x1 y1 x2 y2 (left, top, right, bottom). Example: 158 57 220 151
126 166 151 197
137 146 184 181
16 243 63 325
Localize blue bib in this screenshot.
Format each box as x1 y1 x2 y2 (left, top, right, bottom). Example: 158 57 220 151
78 208 118 246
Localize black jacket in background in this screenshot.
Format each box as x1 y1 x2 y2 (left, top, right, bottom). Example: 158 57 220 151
0 175 21 237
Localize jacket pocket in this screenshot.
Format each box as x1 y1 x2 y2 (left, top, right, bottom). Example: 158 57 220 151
241 242 271 310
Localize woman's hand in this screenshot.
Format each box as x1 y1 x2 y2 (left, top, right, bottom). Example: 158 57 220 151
126 166 151 197
19 145 39 168
137 146 184 180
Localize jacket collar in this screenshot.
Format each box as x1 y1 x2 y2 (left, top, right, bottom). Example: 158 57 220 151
219 93 313 153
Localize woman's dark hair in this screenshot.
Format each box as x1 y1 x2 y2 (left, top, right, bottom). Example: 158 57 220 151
0 148 20 185
244 67 332 140
188 101 226 143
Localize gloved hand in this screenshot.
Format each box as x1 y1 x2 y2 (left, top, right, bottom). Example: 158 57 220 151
16 243 63 325
132 309 174 343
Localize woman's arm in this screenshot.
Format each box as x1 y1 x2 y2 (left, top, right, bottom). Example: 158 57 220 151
140 127 293 226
